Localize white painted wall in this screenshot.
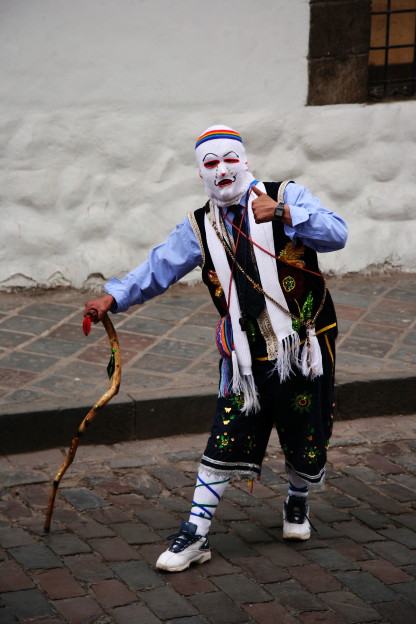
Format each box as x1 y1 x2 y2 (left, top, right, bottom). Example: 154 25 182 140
1 0 414 291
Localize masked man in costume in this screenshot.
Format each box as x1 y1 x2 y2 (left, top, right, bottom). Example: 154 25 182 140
84 125 348 573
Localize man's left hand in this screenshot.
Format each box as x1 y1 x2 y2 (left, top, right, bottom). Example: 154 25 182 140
251 186 278 223
251 185 291 225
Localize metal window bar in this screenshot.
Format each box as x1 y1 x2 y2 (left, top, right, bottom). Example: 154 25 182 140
368 0 416 99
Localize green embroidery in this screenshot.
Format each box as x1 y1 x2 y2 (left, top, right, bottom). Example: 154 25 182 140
229 393 244 410
292 291 314 332
291 391 313 413
246 318 257 344
282 276 296 292
281 441 294 456
303 445 321 463
215 432 234 452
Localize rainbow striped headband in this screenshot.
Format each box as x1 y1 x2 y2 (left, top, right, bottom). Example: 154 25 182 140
195 129 243 149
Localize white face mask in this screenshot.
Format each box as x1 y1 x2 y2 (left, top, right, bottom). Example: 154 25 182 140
195 127 250 206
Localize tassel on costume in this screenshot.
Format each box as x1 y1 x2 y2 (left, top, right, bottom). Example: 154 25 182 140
219 349 260 414
231 350 242 395
218 357 230 398
301 326 323 379
230 349 260 414
239 372 261 414
216 316 234 398
270 333 301 382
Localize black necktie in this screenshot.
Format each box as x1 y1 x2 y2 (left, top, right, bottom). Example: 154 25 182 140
228 205 265 324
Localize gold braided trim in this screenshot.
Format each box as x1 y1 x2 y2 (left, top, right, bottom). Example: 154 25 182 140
187 212 205 269
310 322 337 338
207 200 217 226
278 179 292 204
325 332 335 375
257 307 279 360
254 323 337 361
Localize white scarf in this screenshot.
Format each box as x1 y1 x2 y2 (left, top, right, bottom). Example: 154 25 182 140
205 181 323 413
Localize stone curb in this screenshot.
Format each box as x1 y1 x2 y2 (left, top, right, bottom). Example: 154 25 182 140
1 373 415 455
335 372 416 420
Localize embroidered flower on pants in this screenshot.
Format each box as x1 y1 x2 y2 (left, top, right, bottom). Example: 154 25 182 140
215 432 234 452
303 446 321 463
291 391 313 413
229 393 244 410
244 433 256 455
221 406 236 426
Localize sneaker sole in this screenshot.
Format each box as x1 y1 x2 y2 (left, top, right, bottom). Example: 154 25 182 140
283 531 311 541
156 550 211 572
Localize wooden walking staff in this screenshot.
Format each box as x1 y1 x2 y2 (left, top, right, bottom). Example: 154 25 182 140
44 311 121 533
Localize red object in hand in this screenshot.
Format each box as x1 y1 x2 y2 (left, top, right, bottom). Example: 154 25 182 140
83 315 92 336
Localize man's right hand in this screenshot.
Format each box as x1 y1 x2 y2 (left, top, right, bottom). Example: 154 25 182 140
84 294 115 322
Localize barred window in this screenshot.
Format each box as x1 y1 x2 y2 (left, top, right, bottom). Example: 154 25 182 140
307 0 416 105
369 0 416 99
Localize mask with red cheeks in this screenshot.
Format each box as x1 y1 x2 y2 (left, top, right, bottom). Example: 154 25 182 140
195 126 250 207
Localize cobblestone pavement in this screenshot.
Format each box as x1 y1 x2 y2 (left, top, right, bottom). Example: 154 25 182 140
0 273 415 418
1 415 416 624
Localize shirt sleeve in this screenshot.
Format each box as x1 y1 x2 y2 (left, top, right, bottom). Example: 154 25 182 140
105 216 203 312
283 183 348 253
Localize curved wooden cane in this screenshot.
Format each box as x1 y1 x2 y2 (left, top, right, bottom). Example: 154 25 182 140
44 313 121 533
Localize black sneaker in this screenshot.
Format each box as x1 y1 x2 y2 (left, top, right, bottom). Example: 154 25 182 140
156 521 211 572
283 495 311 540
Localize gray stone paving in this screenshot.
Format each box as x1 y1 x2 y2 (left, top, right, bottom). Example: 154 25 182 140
0 416 416 623
0 273 415 425
0 273 416 620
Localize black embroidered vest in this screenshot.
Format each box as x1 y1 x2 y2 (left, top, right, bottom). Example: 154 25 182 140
190 182 338 345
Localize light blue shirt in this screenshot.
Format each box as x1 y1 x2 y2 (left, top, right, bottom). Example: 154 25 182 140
106 182 348 312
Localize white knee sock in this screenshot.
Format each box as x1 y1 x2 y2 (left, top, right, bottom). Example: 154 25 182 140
189 467 230 536
287 468 309 500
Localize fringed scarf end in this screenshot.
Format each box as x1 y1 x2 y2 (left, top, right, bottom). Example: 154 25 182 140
239 373 261 414
300 325 323 379
231 350 243 395
217 350 261 414
270 332 301 381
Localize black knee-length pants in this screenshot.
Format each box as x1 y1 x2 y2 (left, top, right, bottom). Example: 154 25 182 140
201 330 336 485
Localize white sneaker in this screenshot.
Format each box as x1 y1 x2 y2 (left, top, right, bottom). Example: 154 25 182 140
283 495 311 541
156 521 211 572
